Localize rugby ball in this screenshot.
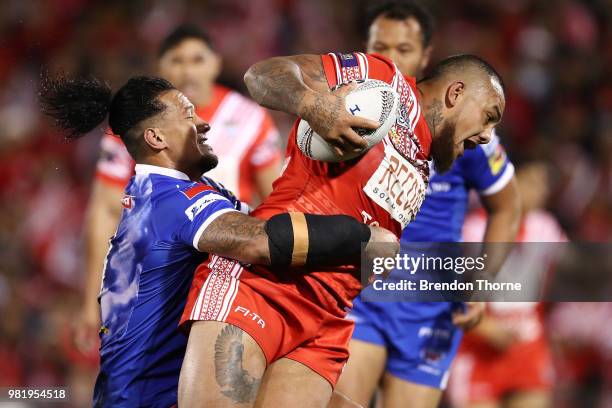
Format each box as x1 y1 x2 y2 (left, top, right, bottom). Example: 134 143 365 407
297 79 400 162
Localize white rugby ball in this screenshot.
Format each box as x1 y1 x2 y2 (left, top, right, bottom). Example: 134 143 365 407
297 79 399 162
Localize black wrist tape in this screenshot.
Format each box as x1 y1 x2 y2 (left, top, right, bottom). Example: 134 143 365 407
265 212 371 267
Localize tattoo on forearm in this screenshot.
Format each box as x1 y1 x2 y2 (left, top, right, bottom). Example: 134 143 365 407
200 212 267 258
214 325 261 404
301 91 342 135
301 60 328 84
246 55 330 119
248 60 307 114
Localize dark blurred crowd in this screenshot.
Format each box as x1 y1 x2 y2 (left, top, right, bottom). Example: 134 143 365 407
0 0 610 406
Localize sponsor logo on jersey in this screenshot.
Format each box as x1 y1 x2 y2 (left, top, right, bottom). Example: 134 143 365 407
488 144 507 175
182 183 216 200
427 182 452 195
363 140 427 228
121 195 134 209
185 193 227 221
234 305 265 328
338 53 357 64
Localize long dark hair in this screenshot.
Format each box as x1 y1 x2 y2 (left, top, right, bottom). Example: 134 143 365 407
39 74 175 157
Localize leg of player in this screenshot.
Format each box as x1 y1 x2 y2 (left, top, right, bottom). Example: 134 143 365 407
505 390 551 408
253 358 332 408
331 339 388 408
178 321 266 408
379 373 442 408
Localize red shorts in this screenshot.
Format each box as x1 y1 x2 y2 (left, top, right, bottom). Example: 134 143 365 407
180 255 354 387
447 338 553 404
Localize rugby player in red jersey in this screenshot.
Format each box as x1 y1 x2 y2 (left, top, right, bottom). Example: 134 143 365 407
178 52 505 407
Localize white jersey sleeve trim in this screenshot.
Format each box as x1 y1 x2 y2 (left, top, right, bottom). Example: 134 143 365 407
479 162 515 196
192 208 239 250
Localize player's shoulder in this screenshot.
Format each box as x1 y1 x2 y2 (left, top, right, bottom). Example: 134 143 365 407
149 177 232 221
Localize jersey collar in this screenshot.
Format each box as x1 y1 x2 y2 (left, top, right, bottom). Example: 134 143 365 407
134 164 191 181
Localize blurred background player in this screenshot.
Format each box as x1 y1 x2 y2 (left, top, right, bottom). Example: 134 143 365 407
76 24 282 355
333 2 521 407
447 159 566 408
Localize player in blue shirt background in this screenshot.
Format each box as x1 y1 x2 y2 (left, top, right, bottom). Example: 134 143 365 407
40 74 396 407
332 2 521 408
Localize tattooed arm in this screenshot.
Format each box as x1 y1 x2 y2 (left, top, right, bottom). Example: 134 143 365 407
244 54 379 156
196 210 399 268
197 211 270 265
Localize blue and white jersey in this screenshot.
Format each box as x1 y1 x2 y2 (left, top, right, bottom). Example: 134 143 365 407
93 164 245 408
403 133 514 243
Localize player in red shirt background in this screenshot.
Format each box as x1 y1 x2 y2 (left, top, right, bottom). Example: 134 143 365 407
447 159 566 408
76 24 282 355
177 51 506 407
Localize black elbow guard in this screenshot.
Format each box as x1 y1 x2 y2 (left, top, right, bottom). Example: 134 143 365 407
264 212 371 268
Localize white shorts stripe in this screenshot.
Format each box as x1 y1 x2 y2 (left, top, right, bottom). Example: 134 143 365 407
191 255 220 319
222 280 240 321
189 256 242 322
216 262 241 320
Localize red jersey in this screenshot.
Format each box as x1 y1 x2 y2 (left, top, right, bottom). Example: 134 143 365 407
250 52 432 314
95 85 281 204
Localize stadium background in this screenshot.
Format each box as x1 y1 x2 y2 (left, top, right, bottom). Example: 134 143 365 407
0 0 610 406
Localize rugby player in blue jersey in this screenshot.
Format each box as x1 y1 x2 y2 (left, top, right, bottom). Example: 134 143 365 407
332 2 521 408
40 75 397 407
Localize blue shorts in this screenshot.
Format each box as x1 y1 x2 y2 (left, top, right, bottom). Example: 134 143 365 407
348 297 463 389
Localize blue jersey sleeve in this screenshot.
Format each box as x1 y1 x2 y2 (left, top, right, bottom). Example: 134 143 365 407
156 182 241 250
459 132 515 196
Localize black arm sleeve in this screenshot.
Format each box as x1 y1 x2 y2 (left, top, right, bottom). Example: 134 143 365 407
264 213 371 268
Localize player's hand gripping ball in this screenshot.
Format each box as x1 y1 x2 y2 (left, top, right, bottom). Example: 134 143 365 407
297 79 400 162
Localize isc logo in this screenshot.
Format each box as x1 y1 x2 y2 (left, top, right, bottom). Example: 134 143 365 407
234 306 265 328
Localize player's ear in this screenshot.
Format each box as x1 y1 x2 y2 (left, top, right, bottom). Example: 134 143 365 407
143 128 168 151
445 81 465 108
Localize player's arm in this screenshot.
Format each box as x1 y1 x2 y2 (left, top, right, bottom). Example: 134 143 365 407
462 135 521 277
244 54 378 156
481 176 521 241
480 176 521 276
197 211 398 268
